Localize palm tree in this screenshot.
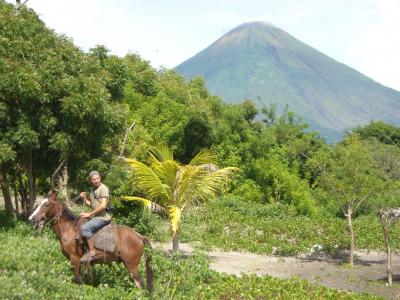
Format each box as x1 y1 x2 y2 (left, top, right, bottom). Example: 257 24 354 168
122 145 238 251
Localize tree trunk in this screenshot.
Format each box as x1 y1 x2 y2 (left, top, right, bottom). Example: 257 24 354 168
172 231 179 252
58 165 69 200
347 206 355 268
28 150 35 215
12 174 19 214
18 173 27 217
0 168 13 214
382 224 393 286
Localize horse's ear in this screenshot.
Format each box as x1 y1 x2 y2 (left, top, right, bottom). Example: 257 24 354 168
48 189 58 199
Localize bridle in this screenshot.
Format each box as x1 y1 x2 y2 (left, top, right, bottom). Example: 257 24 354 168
40 200 63 228
42 201 72 245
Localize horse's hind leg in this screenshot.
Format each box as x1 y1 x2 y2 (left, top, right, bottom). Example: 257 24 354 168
117 227 146 289
123 262 143 289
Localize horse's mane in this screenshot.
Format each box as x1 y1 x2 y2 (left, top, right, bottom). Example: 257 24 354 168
62 204 78 221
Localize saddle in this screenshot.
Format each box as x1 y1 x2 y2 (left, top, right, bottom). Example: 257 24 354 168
76 219 116 253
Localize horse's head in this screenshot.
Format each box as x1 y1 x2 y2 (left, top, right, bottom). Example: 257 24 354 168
28 190 60 229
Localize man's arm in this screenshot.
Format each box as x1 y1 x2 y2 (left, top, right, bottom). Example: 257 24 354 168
80 198 107 218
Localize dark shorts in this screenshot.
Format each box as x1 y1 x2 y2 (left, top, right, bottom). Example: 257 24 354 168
81 217 110 238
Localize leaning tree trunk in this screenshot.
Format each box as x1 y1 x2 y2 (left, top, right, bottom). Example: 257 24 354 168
0 168 13 214
346 206 355 269
172 231 179 252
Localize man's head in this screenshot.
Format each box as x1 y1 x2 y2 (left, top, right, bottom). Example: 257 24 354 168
89 170 101 187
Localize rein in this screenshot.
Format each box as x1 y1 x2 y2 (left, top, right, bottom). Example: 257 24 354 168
45 202 63 226
45 203 73 245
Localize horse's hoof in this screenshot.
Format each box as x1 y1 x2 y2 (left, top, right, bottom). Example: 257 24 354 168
75 277 83 285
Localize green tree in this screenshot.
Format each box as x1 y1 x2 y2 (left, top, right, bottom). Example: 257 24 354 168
252 151 316 215
310 135 385 268
354 121 400 148
0 1 127 214
122 145 238 251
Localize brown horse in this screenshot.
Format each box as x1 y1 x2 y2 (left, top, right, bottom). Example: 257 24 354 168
28 190 153 292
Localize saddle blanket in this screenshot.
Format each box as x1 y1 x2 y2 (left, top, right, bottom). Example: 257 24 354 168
93 224 116 252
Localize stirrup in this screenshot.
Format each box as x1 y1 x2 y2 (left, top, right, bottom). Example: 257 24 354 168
80 252 96 263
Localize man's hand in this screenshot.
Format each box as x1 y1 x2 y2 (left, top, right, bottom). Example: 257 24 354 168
80 192 91 206
80 212 91 218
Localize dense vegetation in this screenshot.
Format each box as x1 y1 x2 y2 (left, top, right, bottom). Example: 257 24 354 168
1 0 399 219
180 197 400 255
0 220 379 299
1 1 400 298
111 196 400 256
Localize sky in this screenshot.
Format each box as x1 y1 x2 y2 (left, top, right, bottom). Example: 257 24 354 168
6 0 400 91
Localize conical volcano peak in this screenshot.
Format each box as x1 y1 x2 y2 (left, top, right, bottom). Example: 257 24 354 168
216 21 289 49
176 23 400 141
232 21 281 32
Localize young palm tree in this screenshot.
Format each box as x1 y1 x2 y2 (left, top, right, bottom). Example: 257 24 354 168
122 145 238 251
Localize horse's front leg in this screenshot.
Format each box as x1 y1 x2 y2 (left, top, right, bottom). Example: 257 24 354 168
70 255 83 284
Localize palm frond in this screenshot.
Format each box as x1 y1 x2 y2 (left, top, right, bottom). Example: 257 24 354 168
121 196 168 215
148 151 162 170
174 165 203 205
188 149 217 166
169 205 182 233
125 158 170 202
197 163 219 173
150 159 180 194
119 196 153 211
149 144 174 162
180 167 239 205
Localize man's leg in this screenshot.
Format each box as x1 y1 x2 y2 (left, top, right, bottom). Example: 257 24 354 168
86 237 96 257
81 217 107 259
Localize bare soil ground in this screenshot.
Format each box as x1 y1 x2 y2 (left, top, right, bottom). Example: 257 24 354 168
154 242 400 300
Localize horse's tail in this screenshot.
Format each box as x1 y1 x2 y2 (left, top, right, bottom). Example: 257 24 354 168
141 236 153 293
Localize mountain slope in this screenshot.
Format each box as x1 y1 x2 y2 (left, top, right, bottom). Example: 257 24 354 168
176 22 400 140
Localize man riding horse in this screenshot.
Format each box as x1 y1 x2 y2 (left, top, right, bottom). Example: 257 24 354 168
79 170 111 262
29 189 153 291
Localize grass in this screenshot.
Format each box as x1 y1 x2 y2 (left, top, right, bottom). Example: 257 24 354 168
178 197 400 255
0 217 381 299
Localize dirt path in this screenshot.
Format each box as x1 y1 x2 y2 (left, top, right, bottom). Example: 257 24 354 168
154 242 400 299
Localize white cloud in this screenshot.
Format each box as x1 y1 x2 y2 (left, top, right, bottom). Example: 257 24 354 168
348 0 400 90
